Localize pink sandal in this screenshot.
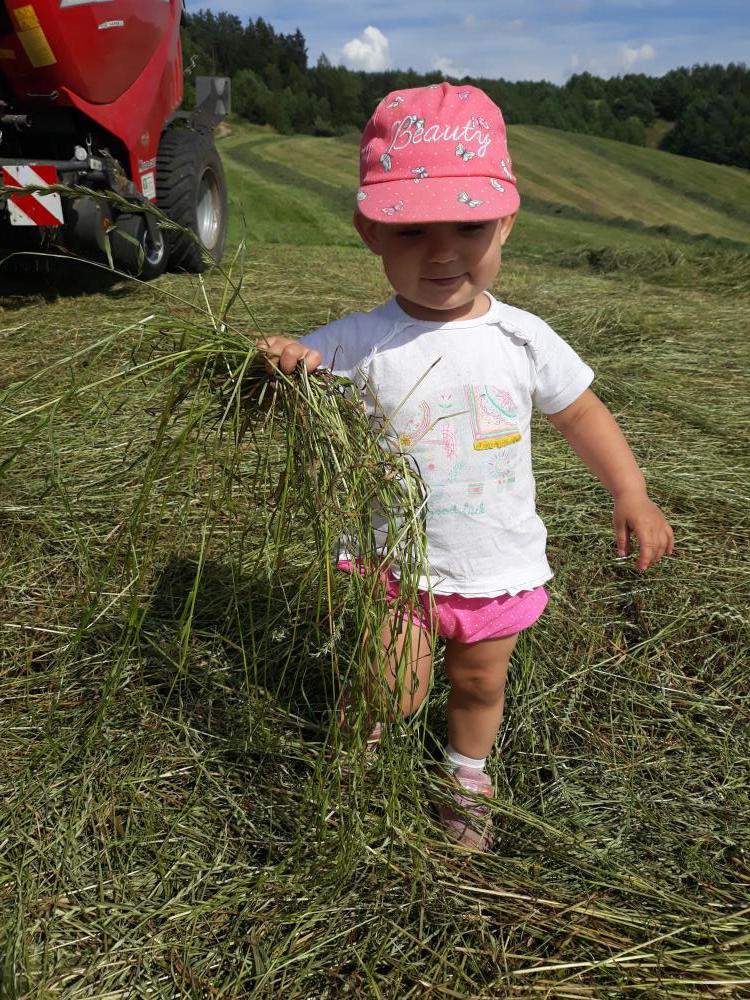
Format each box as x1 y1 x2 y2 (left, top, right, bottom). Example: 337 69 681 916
435 765 495 852
334 712 383 768
365 721 383 760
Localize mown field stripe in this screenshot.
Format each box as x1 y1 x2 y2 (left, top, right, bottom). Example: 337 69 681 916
542 127 750 227
221 149 357 247
509 128 750 241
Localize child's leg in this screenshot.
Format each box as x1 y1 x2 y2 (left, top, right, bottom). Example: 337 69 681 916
442 633 520 761
339 609 434 731
373 610 434 722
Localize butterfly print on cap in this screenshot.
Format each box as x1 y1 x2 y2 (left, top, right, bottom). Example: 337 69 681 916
457 191 483 207
381 200 404 215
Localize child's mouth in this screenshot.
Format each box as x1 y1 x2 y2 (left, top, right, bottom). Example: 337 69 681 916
424 273 466 287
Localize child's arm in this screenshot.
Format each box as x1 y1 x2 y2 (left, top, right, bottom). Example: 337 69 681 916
546 389 675 572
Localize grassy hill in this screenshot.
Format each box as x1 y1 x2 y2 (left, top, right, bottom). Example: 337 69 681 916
218 118 750 252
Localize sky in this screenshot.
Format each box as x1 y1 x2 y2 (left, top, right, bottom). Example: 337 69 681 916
186 0 748 85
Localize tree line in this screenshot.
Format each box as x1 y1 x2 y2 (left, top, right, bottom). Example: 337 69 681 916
182 10 750 170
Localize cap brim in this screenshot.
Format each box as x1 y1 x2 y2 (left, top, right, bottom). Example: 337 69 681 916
355 175 520 224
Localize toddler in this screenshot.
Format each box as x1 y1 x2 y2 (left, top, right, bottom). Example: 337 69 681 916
261 83 674 851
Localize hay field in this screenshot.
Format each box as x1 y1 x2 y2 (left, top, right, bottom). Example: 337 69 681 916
220 120 750 248
1 119 749 997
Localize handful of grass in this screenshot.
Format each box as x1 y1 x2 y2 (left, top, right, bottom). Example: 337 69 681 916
229 344 434 751
2 270 434 762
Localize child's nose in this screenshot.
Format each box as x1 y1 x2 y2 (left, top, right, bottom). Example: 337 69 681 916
427 236 458 262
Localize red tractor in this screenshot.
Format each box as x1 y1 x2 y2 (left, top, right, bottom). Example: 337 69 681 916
0 0 229 277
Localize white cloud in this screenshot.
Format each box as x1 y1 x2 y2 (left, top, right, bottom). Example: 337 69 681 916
433 56 470 78
341 26 391 71
565 40 657 79
620 42 656 69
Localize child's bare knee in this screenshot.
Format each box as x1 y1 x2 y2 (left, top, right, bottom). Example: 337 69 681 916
450 670 506 707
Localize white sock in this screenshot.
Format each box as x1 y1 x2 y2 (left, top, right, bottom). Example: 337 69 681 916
443 742 487 772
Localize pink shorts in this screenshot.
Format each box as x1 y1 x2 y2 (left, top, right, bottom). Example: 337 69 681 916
337 558 548 644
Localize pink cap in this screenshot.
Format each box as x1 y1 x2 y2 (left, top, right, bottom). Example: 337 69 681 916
356 82 520 224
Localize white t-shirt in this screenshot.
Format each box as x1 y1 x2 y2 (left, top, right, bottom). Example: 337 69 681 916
298 290 595 597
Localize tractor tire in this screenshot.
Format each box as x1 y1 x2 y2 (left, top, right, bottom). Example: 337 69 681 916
156 127 227 273
108 213 169 280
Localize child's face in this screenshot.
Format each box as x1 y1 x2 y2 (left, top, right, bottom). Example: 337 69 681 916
353 212 517 321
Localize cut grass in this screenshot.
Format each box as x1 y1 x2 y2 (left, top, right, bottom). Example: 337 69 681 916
0 129 749 995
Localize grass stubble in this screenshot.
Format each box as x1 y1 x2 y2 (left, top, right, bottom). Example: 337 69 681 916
0 204 749 996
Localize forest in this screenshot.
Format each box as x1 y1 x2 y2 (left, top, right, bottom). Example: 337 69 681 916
182 10 750 170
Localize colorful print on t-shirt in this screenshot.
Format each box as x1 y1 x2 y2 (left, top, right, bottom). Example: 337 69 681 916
464 384 522 450
396 384 522 506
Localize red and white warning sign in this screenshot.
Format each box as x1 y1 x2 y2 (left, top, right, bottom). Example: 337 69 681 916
1 164 64 226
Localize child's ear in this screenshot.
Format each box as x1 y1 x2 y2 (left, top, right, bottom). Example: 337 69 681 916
353 210 383 255
498 211 518 246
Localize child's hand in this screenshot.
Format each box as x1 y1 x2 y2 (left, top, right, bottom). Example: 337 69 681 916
257 336 322 375
613 490 675 571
